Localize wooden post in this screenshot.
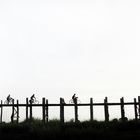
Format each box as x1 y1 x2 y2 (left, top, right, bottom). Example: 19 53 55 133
11 99 14 123
134 98 138 120
74 98 78 122
138 96 140 119
104 97 109 122
120 97 125 121
0 100 3 123
16 100 19 123
42 98 46 124
26 98 29 121
46 99 48 122
90 98 93 121
60 98 64 124
29 99 32 121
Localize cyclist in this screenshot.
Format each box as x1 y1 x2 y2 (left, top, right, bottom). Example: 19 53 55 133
29 94 36 104
72 94 78 104
6 94 13 104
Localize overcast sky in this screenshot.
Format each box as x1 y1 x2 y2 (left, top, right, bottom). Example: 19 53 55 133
0 0 140 105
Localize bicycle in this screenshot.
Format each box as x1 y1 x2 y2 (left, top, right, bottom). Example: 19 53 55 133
69 98 81 104
4 98 14 104
29 99 39 104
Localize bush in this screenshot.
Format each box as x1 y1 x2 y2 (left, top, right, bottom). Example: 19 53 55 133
1 119 140 140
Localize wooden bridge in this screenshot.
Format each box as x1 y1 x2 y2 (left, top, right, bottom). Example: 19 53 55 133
0 96 140 124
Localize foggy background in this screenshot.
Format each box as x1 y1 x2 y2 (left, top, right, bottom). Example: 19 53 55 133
0 0 140 122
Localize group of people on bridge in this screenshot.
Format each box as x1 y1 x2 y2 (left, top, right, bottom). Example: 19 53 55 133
5 93 79 105
5 93 79 122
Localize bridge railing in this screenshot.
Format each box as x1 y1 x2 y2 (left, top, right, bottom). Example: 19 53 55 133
0 96 140 124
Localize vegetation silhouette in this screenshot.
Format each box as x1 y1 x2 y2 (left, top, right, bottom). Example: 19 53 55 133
1 118 140 140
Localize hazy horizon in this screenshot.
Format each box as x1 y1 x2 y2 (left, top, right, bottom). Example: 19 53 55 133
0 0 140 121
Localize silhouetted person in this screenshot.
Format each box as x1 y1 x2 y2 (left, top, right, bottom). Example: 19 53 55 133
72 94 78 104
6 94 13 104
29 94 36 104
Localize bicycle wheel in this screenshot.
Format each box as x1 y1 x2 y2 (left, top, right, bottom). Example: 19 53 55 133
29 99 32 104
69 99 74 104
4 100 8 104
35 99 39 104
77 99 81 104
9 99 14 104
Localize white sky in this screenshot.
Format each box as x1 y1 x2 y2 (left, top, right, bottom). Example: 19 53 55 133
0 0 140 121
